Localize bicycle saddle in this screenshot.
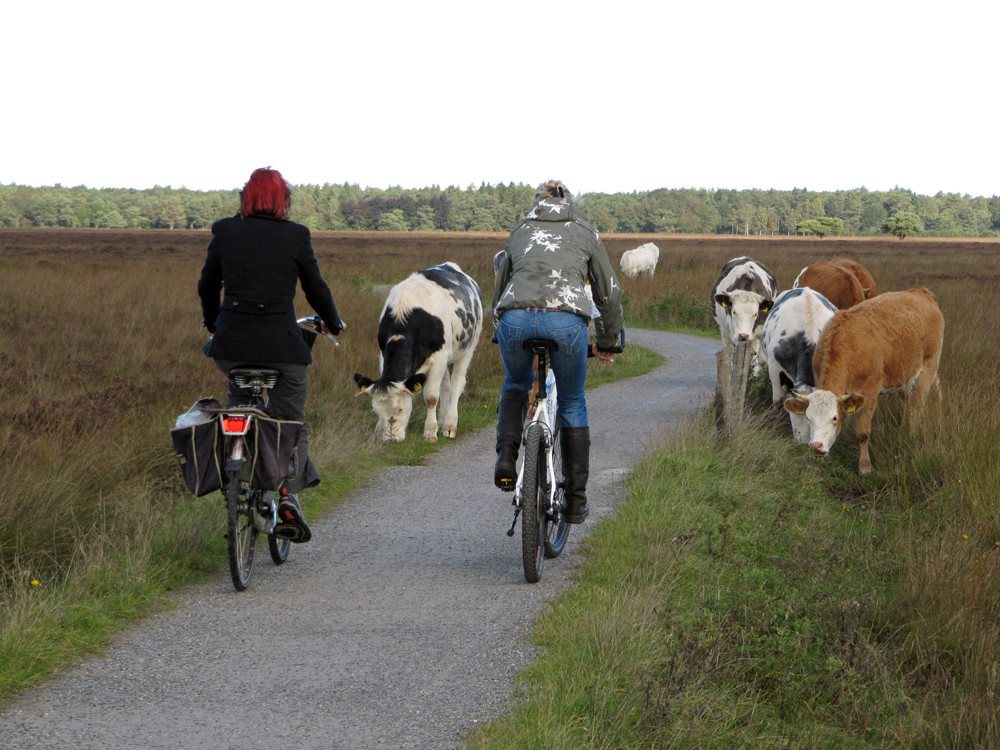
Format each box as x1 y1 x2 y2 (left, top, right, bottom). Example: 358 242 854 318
522 338 559 353
228 368 280 391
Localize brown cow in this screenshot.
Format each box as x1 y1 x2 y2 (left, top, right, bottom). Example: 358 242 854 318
830 257 877 299
792 258 876 309
783 289 943 474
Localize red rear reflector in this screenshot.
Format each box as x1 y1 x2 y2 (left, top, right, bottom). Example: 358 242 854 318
221 415 250 434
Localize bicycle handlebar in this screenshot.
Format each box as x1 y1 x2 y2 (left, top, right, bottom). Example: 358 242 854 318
588 328 626 357
297 315 340 346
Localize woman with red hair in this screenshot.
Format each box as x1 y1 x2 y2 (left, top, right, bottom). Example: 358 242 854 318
198 167 345 543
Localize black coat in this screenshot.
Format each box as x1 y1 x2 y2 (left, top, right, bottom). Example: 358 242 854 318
198 215 342 364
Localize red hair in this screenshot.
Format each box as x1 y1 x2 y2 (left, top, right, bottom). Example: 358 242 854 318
239 167 291 219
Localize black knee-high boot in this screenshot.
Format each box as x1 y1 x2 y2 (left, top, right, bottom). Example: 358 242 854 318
560 426 590 523
495 389 528 490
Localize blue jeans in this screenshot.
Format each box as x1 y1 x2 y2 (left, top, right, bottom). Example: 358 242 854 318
498 309 589 428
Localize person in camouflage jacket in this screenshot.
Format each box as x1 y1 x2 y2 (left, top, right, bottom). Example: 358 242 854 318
491 180 624 524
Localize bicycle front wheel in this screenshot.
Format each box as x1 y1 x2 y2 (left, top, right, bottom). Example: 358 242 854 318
226 468 258 591
520 425 545 583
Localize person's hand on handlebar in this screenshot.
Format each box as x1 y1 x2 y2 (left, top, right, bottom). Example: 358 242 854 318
591 343 615 364
321 319 346 335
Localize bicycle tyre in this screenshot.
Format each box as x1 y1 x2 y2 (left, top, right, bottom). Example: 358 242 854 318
544 426 570 559
226 466 258 591
268 533 290 565
520 424 545 583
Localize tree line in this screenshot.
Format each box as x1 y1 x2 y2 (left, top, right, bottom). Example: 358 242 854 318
2 181 998 237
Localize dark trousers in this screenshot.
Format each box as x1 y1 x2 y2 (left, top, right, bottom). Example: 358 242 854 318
213 359 319 492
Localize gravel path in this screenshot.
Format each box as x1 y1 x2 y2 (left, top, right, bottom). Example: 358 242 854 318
0 329 717 749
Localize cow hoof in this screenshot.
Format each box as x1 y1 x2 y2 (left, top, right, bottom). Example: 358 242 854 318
442 428 457 439
424 434 438 443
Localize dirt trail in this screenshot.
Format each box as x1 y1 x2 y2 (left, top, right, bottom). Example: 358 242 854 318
0 329 717 750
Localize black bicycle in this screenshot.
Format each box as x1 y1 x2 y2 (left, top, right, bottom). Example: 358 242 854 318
219 316 337 590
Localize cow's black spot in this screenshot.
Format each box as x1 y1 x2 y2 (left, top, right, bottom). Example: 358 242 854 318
376 307 447 385
773 332 818 389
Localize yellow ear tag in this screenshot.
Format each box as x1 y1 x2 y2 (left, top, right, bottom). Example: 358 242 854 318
846 405 856 413
413 383 422 392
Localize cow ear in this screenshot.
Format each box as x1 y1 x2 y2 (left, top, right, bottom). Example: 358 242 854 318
783 397 808 415
841 392 865 413
759 299 773 313
354 373 375 389
714 293 730 308
404 373 427 393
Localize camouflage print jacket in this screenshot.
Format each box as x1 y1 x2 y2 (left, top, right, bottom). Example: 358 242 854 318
493 198 622 348
492 196 624 349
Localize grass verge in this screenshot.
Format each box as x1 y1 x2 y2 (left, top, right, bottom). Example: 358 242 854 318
466 399 1000 748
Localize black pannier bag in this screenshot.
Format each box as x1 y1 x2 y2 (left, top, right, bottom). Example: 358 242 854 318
249 415 304 492
171 397 225 497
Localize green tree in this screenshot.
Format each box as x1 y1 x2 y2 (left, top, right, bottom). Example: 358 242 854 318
880 211 924 240
377 208 409 231
796 216 843 238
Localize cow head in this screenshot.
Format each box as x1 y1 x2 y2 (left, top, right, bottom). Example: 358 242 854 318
783 390 864 455
715 289 773 343
353 372 428 442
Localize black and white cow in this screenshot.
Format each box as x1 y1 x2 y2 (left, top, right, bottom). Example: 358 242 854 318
761 287 838 442
354 262 483 442
710 256 779 375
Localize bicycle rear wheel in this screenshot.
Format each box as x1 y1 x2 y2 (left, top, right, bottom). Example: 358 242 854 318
544 426 570 559
268 534 290 565
226 468 258 591
520 425 545 583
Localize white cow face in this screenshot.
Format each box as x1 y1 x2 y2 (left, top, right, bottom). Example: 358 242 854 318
353 373 427 443
715 290 772 344
783 390 865 456
371 385 414 442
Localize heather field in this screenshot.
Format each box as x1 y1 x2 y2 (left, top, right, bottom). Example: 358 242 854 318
3 229 1000 745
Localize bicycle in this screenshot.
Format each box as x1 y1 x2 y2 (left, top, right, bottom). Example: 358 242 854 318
506 331 624 583
217 316 337 591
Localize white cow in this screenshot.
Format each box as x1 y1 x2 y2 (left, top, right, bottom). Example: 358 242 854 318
354 262 483 442
619 242 659 278
710 256 779 376
761 287 838 442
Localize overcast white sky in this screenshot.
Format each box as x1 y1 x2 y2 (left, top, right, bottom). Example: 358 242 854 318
3 1 997 198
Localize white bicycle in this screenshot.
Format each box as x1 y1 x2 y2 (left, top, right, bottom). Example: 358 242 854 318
506 331 624 583
505 338 568 583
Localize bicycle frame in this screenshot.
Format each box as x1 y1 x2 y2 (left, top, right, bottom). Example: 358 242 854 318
507 348 561 535
514 364 558 513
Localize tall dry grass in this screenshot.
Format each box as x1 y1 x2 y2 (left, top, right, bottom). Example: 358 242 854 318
0 231 505 591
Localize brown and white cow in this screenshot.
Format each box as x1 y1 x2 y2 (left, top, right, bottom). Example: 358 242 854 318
783 288 944 474
710 256 779 376
354 262 483 442
792 257 876 309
